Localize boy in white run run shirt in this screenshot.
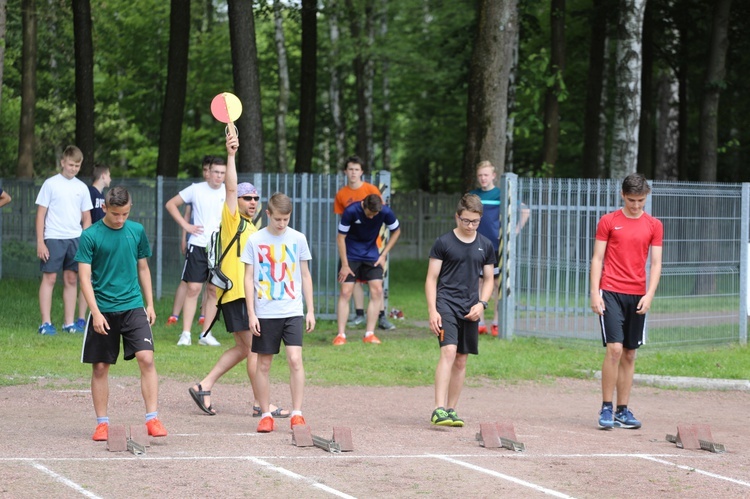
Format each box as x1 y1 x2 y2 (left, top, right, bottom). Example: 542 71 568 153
165 161 226 346
241 192 316 433
35 145 93 335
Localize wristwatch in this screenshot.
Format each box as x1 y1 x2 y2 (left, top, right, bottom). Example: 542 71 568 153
479 300 488 309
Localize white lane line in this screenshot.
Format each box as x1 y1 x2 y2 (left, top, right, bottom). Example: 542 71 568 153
246 457 356 499
431 455 576 498
30 462 104 499
638 455 750 488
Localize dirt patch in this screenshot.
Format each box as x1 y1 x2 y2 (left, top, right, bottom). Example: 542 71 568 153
2 377 749 497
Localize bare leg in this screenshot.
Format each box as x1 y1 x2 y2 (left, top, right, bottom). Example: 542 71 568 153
62 270 78 325
434 345 457 408
193 332 252 410
352 283 365 313
601 343 623 402
337 283 355 336
255 353 274 414
199 284 219 334
286 346 304 412
446 353 468 409
365 280 384 333
171 281 188 317
39 272 57 324
91 362 110 417
615 348 637 406
181 281 203 332
135 350 158 413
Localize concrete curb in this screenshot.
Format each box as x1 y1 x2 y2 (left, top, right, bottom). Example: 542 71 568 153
589 370 750 391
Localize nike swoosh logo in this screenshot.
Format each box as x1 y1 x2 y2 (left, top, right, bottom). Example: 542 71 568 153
614 226 623 230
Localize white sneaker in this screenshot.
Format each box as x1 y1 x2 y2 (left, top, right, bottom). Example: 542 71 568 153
198 332 221 346
177 331 192 346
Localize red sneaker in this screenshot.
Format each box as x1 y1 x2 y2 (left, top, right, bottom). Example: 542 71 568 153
478 324 488 335
166 315 179 326
362 334 381 344
491 324 499 337
92 422 108 441
257 416 275 433
332 335 347 346
146 418 168 437
290 415 306 428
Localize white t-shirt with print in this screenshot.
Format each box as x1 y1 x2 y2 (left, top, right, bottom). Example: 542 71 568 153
240 227 312 319
35 174 93 239
178 181 225 248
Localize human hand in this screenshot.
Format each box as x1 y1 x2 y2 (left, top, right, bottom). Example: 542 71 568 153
337 265 354 283
37 242 49 262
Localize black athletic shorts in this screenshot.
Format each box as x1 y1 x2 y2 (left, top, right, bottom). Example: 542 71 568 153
221 298 250 333
436 306 479 355
81 308 154 364
598 290 646 350
339 260 384 283
251 316 304 355
181 244 209 283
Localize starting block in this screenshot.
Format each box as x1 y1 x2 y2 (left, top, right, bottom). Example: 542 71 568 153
666 424 725 453
476 422 525 452
107 424 149 455
293 425 354 453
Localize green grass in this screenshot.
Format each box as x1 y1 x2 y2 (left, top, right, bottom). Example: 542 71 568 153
2 261 749 388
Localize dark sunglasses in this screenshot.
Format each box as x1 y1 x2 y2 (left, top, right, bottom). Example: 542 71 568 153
241 195 260 201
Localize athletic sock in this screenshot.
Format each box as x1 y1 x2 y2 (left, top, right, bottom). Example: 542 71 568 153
602 402 613 409
378 310 385 318
97 416 109 425
262 412 272 419
355 309 364 316
145 411 158 422
616 405 627 413
291 410 302 417
364 331 374 337
338 333 346 338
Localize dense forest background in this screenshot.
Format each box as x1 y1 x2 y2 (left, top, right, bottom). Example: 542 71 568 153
0 0 747 192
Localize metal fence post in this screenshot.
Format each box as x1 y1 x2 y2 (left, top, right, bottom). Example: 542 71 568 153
740 183 749 346
377 171 392 312
156 176 164 300
497 173 517 339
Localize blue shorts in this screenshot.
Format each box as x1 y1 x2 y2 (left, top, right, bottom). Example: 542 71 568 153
41 238 79 273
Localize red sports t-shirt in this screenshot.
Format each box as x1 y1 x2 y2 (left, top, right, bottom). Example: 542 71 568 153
596 209 663 295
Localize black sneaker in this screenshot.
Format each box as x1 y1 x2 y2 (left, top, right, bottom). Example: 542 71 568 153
446 408 464 427
430 407 453 426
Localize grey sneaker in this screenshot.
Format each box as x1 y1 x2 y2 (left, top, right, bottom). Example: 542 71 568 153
378 315 396 330
347 315 366 327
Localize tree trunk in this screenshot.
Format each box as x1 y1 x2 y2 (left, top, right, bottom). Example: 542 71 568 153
698 0 732 182
327 1 346 171
345 0 374 165
156 0 190 178
608 0 646 179
654 71 679 180
636 0 653 178
0 0 8 115
273 0 290 173
72 0 95 177
228 0 265 172
294 0 317 173
581 0 609 178
379 0 391 171
463 0 517 190
540 0 566 176
17 0 36 178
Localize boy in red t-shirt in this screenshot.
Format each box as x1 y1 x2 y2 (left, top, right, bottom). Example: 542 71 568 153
590 173 663 430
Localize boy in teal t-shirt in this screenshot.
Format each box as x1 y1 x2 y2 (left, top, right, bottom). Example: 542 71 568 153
75 186 167 442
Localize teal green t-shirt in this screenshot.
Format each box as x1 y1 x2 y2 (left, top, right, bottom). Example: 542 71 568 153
75 219 152 313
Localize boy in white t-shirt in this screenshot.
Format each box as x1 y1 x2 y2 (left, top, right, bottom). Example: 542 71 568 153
165 162 226 346
35 145 93 335
241 193 316 433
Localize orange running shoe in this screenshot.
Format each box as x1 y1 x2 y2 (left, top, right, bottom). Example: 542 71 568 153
166 315 179 326
257 416 275 433
478 324 488 335
92 422 108 441
491 324 499 337
362 334 381 344
332 335 347 346
198 315 205 325
146 418 168 437
290 414 306 429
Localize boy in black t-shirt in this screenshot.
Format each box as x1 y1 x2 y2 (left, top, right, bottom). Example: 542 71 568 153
425 193 496 427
